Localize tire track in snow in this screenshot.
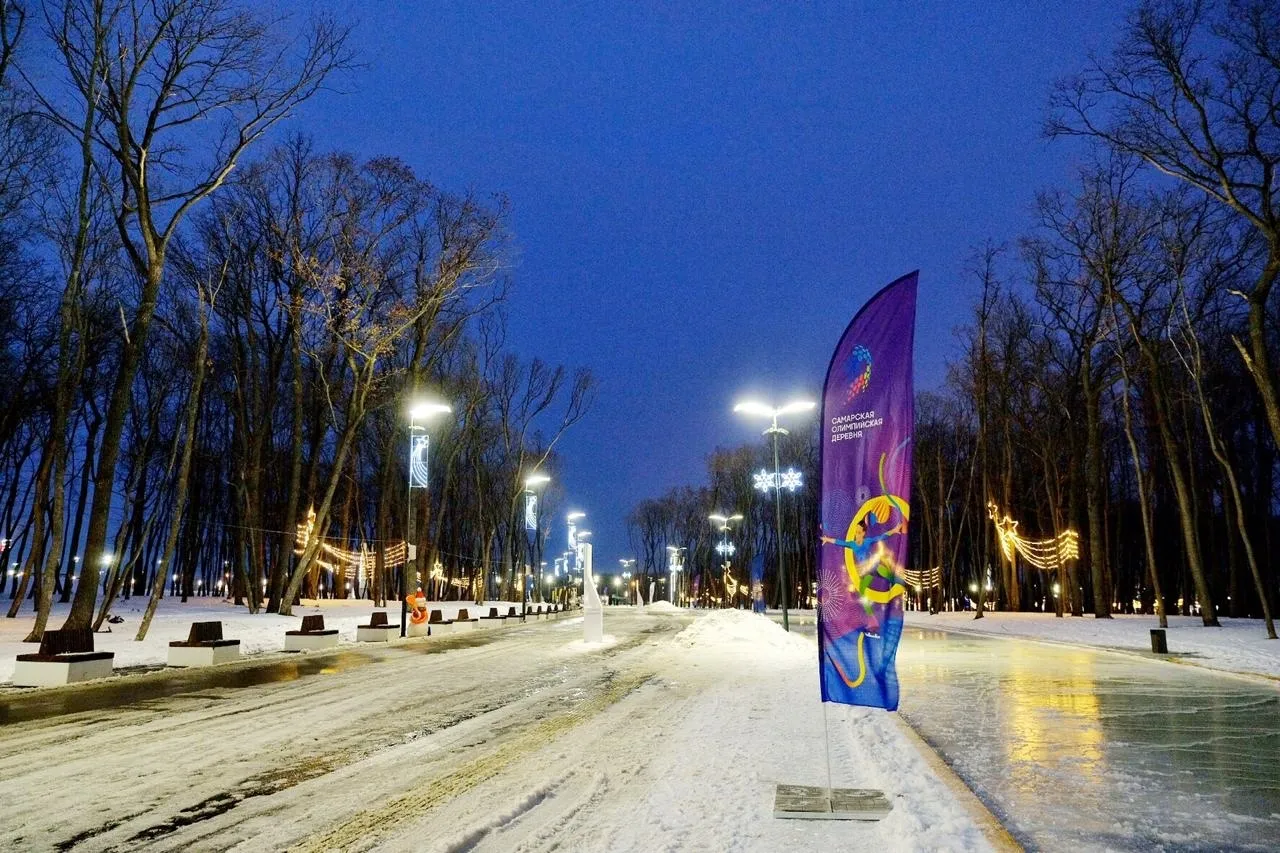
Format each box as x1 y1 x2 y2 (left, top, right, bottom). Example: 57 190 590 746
293 669 656 853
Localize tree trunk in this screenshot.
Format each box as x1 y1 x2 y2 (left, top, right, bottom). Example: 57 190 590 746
137 299 210 640
1082 357 1111 619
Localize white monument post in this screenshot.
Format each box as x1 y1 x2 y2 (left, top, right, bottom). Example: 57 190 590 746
581 542 603 643
648 580 656 608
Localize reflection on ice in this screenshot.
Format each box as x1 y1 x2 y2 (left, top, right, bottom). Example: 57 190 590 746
898 628 1280 852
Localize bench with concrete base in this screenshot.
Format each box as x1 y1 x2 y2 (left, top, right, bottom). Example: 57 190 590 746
168 621 240 667
356 611 400 642
427 610 454 636
477 606 506 627
452 608 479 632
284 614 340 651
13 628 114 687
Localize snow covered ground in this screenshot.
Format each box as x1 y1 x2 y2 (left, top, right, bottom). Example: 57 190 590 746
903 610 1280 680
0 607 998 852
0 597 524 684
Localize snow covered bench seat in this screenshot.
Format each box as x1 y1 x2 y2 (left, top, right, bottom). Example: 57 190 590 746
356 611 400 642
453 608 479 631
284 615 340 651
13 628 114 687
168 621 240 667
427 610 454 636
477 606 506 627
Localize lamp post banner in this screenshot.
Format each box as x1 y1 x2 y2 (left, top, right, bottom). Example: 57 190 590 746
524 493 538 532
408 434 430 489
818 271 917 710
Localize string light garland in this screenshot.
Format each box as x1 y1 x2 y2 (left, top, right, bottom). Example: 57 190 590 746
903 566 941 591
296 506 406 579
986 502 1079 572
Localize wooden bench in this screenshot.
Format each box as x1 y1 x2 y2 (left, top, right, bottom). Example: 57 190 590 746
13 628 115 686
168 621 240 667
427 609 454 636
284 614 340 651
357 611 400 643
453 607 479 632
477 606 506 627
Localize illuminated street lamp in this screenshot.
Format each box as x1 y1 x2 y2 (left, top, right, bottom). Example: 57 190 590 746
708 512 743 559
522 473 550 620
619 558 636 604
667 545 686 605
708 513 742 609
403 398 452 637
734 398 815 631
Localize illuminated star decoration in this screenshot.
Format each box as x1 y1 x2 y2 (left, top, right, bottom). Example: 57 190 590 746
986 502 1079 572
754 468 804 493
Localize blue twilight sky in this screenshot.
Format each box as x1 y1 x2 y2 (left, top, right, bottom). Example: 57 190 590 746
287 1 1125 563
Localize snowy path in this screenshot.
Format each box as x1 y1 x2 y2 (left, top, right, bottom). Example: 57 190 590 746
897 627 1280 851
0 611 993 852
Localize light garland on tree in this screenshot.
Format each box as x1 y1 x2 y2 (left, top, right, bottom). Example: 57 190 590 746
903 565 942 591
986 502 1079 572
295 506 407 579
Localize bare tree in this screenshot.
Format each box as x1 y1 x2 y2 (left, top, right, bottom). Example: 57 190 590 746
23 0 352 630
1050 0 1280 461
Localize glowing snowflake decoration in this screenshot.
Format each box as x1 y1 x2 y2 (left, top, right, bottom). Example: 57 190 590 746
715 541 736 556
754 468 804 493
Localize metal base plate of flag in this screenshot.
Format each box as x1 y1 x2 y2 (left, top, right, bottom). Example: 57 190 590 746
773 784 893 821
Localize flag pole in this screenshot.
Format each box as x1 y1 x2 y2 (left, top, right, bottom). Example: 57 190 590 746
822 701 834 805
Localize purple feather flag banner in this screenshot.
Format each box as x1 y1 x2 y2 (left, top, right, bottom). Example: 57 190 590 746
817 272 917 710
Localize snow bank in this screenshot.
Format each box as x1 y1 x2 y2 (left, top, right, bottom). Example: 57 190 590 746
673 609 814 658
905 610 1280 679
642 600 682 613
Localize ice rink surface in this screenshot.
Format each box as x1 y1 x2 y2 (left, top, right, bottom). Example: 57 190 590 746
898 627 1280 851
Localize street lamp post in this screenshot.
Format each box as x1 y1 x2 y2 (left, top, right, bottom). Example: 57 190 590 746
708 513 743 608
403 399 452 637
522 473 551 621
575 529 592 605
667 545 686 605
619 558 636 604
734 399 815 631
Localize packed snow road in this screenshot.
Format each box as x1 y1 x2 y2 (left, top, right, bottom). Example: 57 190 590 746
896 627 1280 852
0 610 993 852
